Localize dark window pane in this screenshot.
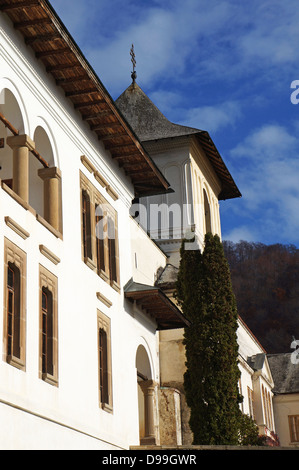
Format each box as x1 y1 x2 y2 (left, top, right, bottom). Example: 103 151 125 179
7 266 14 288
99 328 108 404
8 291 13 315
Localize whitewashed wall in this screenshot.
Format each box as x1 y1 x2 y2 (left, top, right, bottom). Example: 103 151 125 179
0 12 164 450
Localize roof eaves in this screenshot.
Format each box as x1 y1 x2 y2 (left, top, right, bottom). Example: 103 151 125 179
0 0 170 197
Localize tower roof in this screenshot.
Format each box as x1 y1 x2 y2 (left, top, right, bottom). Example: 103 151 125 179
116 82 241 201
116 82 199 142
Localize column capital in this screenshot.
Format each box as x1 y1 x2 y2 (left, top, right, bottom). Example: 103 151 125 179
38 166 61 181
7 134 35 152
138 379 156 393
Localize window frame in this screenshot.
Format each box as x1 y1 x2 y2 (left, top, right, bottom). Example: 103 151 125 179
97 310 113 412
7 262 21 360
3 238 26 370
289 415 299 443
247 386 254 420
203 188 212 234
95 203 106 274
80 171 120 292
82 189 93 261
39 265 58 386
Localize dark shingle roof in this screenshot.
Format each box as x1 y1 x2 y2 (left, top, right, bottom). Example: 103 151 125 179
116 82 199 142
267 353 299 394
155 264 179 289
247 353 266 371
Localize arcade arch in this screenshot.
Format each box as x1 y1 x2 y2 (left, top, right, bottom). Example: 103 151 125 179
0 88 62 233
0 88 25 185
136 343 156 445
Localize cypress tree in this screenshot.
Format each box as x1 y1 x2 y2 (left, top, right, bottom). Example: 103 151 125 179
175 233 243 445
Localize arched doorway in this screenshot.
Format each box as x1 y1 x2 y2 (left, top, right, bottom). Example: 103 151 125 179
136 344 156 445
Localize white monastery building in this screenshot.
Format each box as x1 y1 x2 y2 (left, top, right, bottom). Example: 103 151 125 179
0 0 297 450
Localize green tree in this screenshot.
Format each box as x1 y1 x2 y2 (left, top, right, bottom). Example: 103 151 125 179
238 414 261 446
175 233 243 445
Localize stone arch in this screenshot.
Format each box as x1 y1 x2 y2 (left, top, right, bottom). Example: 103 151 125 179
33 125 55 167
136 343 153 382
135 343 156 445
0 87 27 185
0 80 29 134
28 125 56 216
31 123 62 231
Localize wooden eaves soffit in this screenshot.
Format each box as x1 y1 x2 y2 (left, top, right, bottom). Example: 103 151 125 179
0 0 170 198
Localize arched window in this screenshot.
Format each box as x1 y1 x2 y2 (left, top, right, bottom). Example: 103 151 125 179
97 311 112 411
4 239 26 370
267 390 273 430
108 217 117 284
39 266 58 386
41 287 54 378
95 204 105 273
7 262 21 359
82 190 92 260
99 327 108 405
203 189 212 234
80 172 120 290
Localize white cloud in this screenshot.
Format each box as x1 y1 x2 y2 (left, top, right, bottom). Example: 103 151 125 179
50 0 299 82
49 0 299 100
237 0 299 66
232 125 298 161
178 101 242 133
50 0 235 96
228 123 299 243
222 225 258 244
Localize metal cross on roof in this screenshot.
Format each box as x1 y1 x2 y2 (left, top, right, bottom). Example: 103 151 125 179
130 44 137 83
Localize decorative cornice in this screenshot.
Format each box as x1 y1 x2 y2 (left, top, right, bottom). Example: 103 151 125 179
96 292 112 308
39 244 61 265
4 216 30 239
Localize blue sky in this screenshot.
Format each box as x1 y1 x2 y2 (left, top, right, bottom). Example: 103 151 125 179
50 0 299 247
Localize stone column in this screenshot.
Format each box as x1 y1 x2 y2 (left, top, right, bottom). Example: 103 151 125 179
139 380 156 444
38 167 61 232
7 134 35 203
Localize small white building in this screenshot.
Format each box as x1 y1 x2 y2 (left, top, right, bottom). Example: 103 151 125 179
267 353 299 447
237 317 276 441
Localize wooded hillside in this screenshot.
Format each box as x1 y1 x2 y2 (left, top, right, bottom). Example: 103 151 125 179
223 240 299 354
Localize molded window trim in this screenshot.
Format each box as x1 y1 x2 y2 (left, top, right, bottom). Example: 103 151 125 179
39 265 58 386
3 238 26 371
289 415 299 443
80 171 120 291
97 310 113 412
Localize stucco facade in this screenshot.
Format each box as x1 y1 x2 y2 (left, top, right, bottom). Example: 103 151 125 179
0 1 189 449
1 0 294 451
